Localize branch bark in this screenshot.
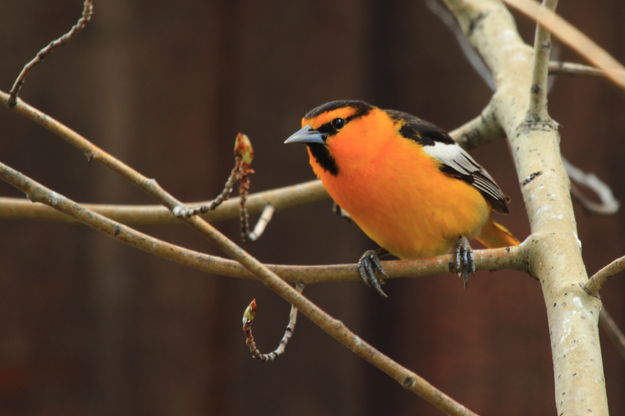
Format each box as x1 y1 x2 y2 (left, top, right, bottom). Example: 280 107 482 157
444 0 608 414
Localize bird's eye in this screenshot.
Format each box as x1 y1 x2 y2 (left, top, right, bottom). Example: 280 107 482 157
331 118 346 130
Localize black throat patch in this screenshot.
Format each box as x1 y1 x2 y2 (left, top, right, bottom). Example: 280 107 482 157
308 143 338 175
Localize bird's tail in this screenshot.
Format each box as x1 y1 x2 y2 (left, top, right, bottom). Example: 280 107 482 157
476 220 520 248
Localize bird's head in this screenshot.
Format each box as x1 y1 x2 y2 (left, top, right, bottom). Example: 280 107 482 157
284 100 394 176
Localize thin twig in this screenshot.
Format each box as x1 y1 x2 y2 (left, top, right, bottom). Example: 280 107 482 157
583 255 625 296
243 282 305 362
244 204 276 242
599 308 625 363
170 132 272 242
549 61 622 79
527 0 559 119
563 158 620 216
504 0 625 90
8 0 94 106
172 133 253 219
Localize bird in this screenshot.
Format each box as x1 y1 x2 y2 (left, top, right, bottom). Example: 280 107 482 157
284 99 519 297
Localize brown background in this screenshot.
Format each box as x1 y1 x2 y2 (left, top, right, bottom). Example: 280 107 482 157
1 1 624 415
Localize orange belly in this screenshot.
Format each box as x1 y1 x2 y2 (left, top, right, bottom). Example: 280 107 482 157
309 141 490 259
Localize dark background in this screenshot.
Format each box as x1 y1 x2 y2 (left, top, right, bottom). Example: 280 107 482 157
1 1 624 415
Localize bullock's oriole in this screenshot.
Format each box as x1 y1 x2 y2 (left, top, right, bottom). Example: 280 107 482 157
285 100 519 297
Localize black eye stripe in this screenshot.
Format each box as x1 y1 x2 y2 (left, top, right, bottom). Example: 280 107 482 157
316 114 359 137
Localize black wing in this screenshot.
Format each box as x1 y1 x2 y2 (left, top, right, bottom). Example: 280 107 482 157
387 109 509 213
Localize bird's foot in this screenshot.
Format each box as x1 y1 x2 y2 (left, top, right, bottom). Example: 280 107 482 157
357 249 389 298
449 236 475 288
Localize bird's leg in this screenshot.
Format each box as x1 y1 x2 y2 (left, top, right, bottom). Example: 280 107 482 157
449 236 475 287
357 248 390 298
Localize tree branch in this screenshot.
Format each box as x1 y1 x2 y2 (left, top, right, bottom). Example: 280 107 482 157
0 157 484 416
527 0 558 118
8 0 94 106
584 255 625 297
0 180 327 224
504 0 625 90
549 61 624 79
0 159 526 284
444 0 610 414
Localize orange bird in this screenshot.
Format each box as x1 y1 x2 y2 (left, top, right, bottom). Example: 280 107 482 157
285 100 519 296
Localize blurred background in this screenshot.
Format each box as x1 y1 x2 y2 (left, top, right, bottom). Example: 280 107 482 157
1 1 624 415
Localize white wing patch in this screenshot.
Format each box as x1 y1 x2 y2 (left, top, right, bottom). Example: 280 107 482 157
422 141 508 212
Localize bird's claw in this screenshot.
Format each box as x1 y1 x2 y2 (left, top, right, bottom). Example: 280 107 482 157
449 236 475 288
357 249 389 298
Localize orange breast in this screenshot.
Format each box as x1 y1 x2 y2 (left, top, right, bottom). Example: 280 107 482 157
308 138 490 259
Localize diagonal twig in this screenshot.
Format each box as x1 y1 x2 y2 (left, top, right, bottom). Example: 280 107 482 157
8 0 94 107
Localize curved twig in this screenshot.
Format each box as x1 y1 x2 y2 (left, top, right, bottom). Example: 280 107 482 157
563 158 620 216
9 0 94 106
242 282 305 362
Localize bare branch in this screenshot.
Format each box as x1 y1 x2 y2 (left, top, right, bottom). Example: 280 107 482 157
8 0 94 107
0 162 484 416
549 61 623 79
444 1 608 413
503 0 625 90
0 180 326 225
0 159 528 285
584 255 625 297
527 0 559 119
244 204 275 242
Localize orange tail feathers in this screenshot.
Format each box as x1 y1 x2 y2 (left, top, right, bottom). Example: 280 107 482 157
475 220 520 248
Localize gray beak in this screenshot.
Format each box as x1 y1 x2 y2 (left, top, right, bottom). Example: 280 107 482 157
284 125 325 145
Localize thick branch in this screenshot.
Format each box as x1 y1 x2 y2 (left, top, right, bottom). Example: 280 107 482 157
444 1 608 414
